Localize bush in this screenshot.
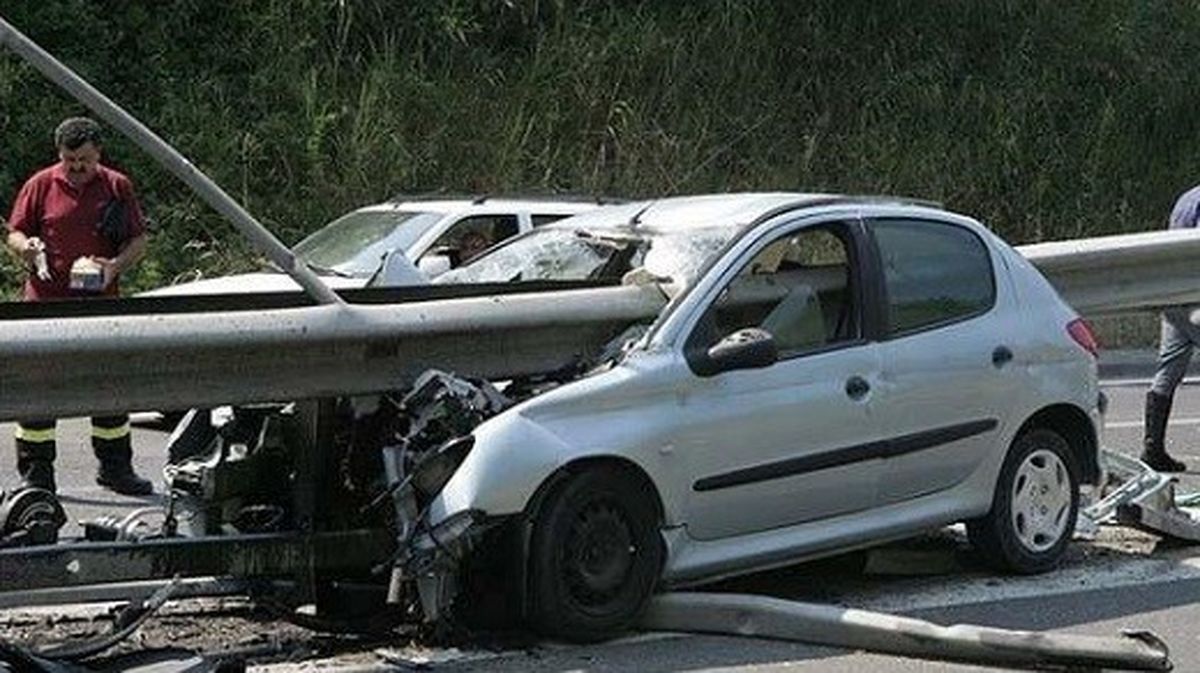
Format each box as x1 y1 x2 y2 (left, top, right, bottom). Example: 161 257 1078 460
1 1 1198 302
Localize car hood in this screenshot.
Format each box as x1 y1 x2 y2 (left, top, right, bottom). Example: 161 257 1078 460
140 272 368 297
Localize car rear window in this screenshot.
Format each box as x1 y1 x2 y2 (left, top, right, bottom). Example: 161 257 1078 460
872 218 995 335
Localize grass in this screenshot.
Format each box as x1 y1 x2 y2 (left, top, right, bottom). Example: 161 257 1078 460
0 1 1198 347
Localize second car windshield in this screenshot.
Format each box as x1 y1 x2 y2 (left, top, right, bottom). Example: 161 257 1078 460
292 210 443 277
435 226 737 285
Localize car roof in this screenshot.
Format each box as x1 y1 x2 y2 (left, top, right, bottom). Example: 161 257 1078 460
535 192 944 235
355 195 610 216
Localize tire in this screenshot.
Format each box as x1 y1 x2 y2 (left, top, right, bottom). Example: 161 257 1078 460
528 466 663 642
968 427 1079 574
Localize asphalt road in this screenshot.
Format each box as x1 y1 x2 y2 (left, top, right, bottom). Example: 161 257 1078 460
6 379 1200 672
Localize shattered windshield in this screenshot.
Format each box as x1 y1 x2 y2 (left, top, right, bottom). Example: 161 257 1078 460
435 225 737 286
641 229 737 283
291 210 443 277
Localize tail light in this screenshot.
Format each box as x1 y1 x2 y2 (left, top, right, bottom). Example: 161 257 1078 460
1067 318 1099 358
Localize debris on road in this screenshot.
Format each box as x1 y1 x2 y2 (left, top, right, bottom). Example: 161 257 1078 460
640 591 1172 671
1083 449 1200 543
0 487 66 548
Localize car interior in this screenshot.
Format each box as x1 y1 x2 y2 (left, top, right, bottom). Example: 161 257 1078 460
700 226 858 356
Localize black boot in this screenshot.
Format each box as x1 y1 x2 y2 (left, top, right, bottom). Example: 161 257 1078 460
1142 391 1187 473
15 440 56 493
94 443 153 496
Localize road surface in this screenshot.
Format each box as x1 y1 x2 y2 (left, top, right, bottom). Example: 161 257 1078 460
3 380 1200 671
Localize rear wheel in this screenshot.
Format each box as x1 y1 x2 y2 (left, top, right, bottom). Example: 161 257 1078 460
968 428 1079 573
528 466 663 642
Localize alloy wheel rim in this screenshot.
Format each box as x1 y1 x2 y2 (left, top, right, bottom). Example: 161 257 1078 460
1010 448 1071 553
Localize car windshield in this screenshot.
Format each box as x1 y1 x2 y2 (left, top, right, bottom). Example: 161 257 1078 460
434 226 737 286
291 209 443 277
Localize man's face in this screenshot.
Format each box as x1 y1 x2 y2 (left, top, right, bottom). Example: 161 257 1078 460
460 233 490 262
58 142 101 184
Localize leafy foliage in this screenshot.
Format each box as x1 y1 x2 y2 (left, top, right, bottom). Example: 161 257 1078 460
1 1 1198 310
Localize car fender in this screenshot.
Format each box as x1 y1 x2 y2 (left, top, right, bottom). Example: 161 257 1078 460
427 355 688 527
427 411 570 525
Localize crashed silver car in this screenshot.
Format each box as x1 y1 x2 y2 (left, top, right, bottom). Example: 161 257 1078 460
382 193 1103 639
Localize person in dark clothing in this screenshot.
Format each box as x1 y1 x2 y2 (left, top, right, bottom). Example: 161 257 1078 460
1142 185 1200 472
4 117 153 495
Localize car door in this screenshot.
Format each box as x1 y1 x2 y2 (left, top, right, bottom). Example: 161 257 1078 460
868 217 1022 505
672 219 888 541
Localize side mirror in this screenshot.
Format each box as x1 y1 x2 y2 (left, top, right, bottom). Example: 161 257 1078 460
417 254 453 277
697 328 778 376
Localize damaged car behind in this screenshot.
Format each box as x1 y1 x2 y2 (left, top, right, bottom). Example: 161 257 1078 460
355 192 1104 640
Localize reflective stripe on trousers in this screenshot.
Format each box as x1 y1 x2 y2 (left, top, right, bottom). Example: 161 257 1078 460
91 415 131 442
15 420 55 444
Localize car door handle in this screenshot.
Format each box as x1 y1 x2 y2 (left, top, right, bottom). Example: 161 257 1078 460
992 346 1014 368
845 376 870 400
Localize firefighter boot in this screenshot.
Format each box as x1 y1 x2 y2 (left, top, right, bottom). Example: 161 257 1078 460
1141 391 1187 473
15 439 56 493
93 416 153 496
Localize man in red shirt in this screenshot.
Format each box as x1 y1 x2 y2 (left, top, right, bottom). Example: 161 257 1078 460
5 117 152 495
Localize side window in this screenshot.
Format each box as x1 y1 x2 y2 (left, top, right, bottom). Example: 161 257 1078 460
532 213 571 227
872 218 995 335
691 225 859 358
422 215 520 267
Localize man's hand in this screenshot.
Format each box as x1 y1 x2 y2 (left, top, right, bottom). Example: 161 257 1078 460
7 232 51 280
94 257 119 290
20 237 43 266
7 231 39 265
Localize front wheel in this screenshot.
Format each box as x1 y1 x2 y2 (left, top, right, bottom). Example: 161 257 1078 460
968 428 1079 574
528 466 663 642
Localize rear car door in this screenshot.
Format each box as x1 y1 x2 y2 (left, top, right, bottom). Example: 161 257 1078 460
867 217 1022 505
673 219 888 540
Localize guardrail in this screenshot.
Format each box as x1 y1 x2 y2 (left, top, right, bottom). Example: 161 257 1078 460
1020 228 1200 314
0 285 667 421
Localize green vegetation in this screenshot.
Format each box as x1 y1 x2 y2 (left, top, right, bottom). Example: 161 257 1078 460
1 1 1198 335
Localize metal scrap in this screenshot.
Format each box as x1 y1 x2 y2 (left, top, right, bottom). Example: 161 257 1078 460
1081 449 1200 543
641 592 1172 671
35 578 181 662
0 487 67 548
1083 451 1174 525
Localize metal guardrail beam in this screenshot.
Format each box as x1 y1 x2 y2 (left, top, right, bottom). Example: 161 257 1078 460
642 592 1171 671
0 285 667 421
1018 228 1200 314
0 230 1192 422
0 529 391 591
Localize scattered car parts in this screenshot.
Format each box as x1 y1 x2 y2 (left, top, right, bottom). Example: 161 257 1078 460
0 487 66 548
1082 449 1200 544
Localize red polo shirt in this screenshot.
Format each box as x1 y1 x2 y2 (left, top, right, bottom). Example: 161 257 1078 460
7 163 145 301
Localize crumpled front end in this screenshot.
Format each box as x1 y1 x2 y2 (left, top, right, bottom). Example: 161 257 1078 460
371 370 521 625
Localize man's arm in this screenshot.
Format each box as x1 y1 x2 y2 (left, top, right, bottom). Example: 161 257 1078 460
99 232 146 289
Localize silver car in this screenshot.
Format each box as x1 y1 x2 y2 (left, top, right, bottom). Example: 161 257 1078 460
417 193 1102 640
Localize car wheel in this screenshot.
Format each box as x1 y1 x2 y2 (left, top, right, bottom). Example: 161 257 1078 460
528 466 663 642
968 427 1079 574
